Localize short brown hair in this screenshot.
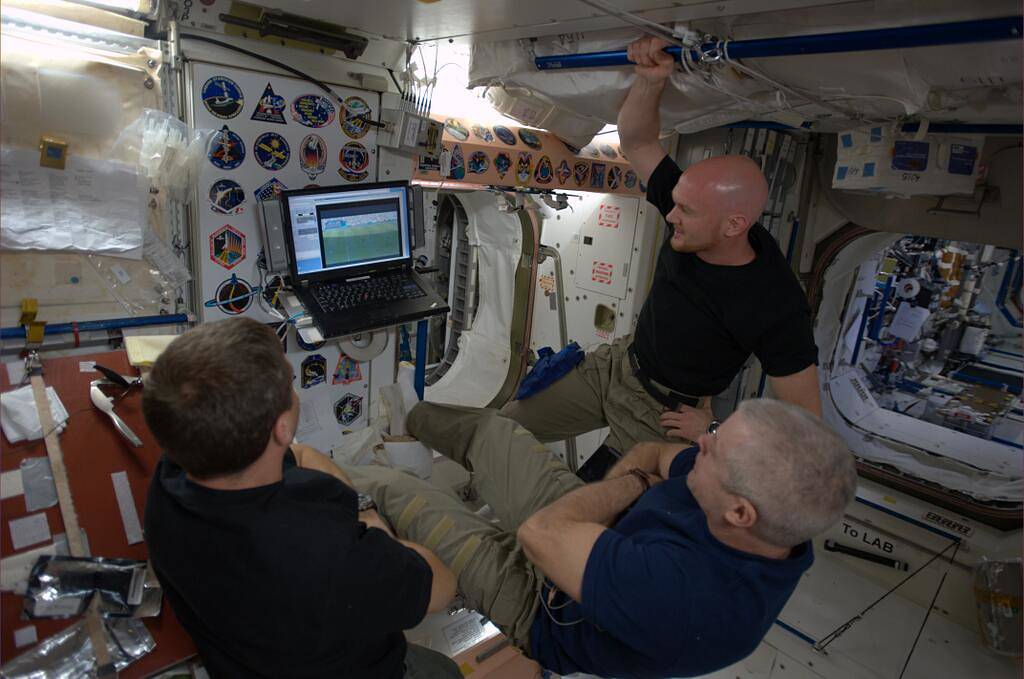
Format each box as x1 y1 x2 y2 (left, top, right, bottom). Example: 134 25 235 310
142 318 293 478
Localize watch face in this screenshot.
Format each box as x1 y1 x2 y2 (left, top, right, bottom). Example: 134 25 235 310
357 493 375 511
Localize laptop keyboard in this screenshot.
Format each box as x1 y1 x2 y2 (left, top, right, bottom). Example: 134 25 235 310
311 273 425 312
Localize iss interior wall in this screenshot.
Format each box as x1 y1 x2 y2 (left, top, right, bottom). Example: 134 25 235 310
187 60 389 453
530 190 662 464
0 18 168 327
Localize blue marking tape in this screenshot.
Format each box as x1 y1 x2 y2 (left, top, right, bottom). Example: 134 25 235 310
854 497 960 542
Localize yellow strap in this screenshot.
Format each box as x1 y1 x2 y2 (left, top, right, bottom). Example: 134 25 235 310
396 495 427 535
451 534 483 577
18 299 37 325
529 443 548 454
423 516 454 551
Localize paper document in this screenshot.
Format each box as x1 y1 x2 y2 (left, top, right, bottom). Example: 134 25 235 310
0 147 145 257
888 302 930 341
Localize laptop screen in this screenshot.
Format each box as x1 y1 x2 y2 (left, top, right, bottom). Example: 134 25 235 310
285 183 410 277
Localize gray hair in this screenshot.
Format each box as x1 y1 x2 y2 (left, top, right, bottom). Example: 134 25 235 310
723 399 857 548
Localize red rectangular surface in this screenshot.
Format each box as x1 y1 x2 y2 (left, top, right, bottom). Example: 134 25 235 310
0 351 196 676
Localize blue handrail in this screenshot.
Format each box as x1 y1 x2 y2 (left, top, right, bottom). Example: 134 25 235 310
535 16 1023 70
0 313 190 340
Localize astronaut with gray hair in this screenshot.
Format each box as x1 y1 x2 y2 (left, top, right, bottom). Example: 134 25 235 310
349 397 857 678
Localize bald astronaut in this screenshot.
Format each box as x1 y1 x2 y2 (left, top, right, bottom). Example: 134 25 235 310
503 36 821 450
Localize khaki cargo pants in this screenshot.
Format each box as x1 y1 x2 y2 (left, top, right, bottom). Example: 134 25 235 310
342 402 585 654
501 335 682 454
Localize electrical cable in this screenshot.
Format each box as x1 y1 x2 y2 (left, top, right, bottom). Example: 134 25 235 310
815 538 961 652
897 540 962 679
386 67 405 97
180 33 346 106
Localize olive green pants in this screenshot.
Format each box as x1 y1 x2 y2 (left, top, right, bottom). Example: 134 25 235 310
500 335 680 454
343 402 584 653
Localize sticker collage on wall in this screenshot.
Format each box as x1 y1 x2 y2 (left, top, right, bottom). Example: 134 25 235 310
192 62 379 448
414 117 643 196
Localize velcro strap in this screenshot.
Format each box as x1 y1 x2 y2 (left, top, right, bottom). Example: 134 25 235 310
451 535 483 577
424 516 454 551
396 495 427 535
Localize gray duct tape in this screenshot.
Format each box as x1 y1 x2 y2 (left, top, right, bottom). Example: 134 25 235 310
20 457 57 512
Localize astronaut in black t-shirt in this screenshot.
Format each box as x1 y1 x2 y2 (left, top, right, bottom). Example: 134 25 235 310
503 36 821 452
142 318 462 679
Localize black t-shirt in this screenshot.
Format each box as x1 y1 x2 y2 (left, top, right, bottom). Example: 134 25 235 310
144 451 432 679
633 156 818 395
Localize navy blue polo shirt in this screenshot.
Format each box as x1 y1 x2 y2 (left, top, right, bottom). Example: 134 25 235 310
528 447 813 678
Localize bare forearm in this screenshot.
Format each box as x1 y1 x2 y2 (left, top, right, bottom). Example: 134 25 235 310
617 77 666 150
606 442 660 479
538 474 645 528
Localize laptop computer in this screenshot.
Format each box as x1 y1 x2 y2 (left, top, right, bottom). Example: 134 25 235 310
280 181 448 339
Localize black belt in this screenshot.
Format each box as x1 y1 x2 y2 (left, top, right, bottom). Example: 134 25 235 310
627 343 701 410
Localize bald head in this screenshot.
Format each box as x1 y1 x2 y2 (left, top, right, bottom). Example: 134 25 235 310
679 155 769 228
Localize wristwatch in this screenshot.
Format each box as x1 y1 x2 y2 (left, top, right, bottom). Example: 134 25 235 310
707 420 722 435
356 492 376 512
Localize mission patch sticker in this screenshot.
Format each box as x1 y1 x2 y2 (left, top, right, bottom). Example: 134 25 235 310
445 118 470 142
471 125 494 142
253 132 290 171
607 166 622 189
301 354 327 389
333 352 362 385
342 96 372 139
292 94 336 128
494 152 511 179
573 161 589 187
299 134 327 180
202 76 244 119
468 151 489 174
494 125 516 146
254 177 287 201
209 224 246 269
251 82 286 123
208 126 245 170
556 159 571 185
534 156 553 184
518 129 542 150
449 144 465 180
516 152 532 183
334 393 363 425
205 274 259 315
209 179 245 214
338 141 370 182
295 331 325 352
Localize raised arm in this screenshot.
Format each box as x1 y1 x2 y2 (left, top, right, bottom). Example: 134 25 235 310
617 37 675 184
769 365 823 417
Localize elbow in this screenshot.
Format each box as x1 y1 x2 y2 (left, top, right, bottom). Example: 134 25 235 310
517 513 554 560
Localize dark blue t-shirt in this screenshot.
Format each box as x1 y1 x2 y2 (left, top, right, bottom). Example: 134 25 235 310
528 447 813 678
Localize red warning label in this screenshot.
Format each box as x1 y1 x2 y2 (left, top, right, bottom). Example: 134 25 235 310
597 203 621 229
591 260 614 285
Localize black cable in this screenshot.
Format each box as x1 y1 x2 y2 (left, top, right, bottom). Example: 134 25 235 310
386 68 405 97
179 33 344 105
815 538 961 651
898 540 962 679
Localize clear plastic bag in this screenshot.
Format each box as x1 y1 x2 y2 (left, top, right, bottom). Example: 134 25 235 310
109 109 217 203
973 557 1022 657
